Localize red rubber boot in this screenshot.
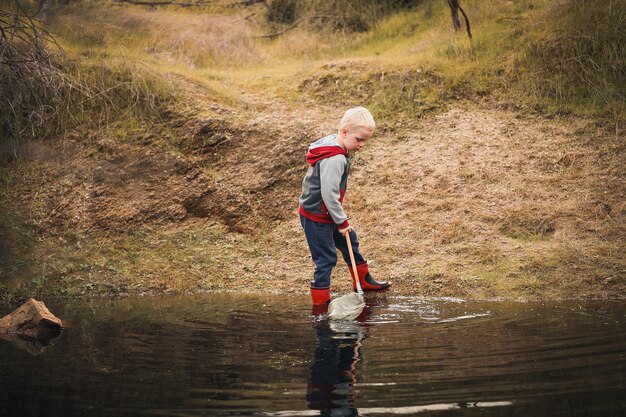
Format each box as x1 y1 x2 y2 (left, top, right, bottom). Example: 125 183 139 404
310 287 330 305
348 262 390 291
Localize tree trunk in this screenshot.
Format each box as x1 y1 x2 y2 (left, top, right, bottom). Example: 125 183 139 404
448 0 472 39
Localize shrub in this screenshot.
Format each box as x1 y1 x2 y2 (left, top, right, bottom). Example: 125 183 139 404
266 0 298 24
0 0 58 158
0 2 176 160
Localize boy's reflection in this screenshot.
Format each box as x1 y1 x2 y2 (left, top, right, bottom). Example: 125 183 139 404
306 306 370 417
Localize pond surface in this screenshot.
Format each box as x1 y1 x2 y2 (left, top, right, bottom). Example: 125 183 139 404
1 294 625 417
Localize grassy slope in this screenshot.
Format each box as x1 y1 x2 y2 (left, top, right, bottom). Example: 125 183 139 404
0 0 624 302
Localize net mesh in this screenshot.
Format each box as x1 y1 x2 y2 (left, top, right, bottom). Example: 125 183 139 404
328 293 365 321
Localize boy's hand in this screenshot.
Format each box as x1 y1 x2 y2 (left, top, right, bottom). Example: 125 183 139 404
338 226 352 235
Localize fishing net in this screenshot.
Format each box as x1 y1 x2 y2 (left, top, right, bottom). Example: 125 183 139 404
328 293 365 321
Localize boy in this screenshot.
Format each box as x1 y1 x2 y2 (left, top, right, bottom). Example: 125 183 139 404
299 106 390 306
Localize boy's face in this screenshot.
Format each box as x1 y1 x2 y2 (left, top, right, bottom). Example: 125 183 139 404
340 127 373 153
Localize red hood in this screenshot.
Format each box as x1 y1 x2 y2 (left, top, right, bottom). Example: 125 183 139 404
306 146 348 166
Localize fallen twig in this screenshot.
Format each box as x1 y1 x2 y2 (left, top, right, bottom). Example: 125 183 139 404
116 0 213 6
257 15 337 39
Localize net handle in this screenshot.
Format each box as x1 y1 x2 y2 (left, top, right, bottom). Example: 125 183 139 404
345 232 363 295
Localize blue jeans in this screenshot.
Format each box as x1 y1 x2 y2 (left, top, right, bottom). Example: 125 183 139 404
300 215 365 288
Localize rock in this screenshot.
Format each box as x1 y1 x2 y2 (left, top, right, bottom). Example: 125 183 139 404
0 298 63 345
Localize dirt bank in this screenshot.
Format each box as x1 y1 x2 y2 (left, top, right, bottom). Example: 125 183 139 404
2 72 624 302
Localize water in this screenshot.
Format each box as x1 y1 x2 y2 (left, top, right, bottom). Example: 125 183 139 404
1 294 625 417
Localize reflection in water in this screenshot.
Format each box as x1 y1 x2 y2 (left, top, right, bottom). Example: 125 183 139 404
0 319 62 356
303 304 512 417
306 306 369 417
0 331 61 356
303 305 514 417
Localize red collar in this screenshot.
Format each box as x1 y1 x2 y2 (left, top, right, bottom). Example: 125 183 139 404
306 146 348 166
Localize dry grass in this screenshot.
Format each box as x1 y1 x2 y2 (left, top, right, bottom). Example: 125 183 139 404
46 7 263 67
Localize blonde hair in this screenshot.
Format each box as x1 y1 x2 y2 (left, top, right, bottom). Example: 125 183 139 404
338 106 376 133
